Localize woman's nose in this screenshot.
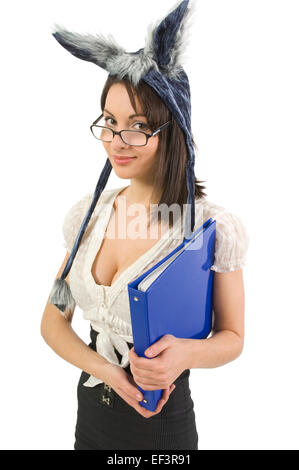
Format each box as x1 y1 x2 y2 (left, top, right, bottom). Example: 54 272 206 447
111 132 130 149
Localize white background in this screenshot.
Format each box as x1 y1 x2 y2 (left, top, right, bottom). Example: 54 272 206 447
0 0 298 450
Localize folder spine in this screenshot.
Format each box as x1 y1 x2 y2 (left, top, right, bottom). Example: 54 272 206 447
127 286 163 411
127 288 150 357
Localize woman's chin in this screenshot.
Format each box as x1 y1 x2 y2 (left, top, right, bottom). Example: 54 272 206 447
113 165 134 175
110 161 136 176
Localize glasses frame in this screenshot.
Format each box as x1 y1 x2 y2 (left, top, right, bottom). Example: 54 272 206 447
90 114 172 147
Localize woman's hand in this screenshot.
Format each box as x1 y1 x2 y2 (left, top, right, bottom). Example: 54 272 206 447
129 334 188 390
99 362 176 419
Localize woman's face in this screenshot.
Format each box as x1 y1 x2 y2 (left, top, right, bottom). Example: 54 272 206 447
101 83 159 183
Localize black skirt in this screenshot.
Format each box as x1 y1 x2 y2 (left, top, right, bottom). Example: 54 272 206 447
74 326 198 450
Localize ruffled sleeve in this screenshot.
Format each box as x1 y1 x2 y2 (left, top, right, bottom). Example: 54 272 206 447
210 211 250 273
62 193 93 253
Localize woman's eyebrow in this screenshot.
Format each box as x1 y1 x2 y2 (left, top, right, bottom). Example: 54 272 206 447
104 109 147 119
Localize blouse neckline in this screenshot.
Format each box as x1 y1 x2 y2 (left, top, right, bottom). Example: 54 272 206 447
83 185 186 307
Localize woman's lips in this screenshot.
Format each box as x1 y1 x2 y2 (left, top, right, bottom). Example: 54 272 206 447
113 156 137 165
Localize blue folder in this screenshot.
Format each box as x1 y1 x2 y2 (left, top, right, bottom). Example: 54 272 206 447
127 217 216 412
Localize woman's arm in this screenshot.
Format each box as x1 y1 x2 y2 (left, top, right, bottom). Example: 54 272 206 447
185 269 245 369
129 269 246 390
40 252 111 380
41 252 177 417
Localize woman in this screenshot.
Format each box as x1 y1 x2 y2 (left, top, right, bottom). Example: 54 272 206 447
41 0 249 450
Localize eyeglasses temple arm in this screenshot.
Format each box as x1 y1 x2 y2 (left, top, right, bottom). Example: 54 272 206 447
92 114 104 126
151 120 171 137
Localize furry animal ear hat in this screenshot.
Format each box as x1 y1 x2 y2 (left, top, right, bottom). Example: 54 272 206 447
49 0 198 315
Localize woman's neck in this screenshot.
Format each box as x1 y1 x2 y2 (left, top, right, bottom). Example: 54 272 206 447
121 180 161 208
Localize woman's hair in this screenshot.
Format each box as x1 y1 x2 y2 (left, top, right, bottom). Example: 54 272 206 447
100 75 207 228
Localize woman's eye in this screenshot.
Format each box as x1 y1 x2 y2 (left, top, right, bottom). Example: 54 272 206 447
134 122 148 130
103 117 148 130
104 117 115 126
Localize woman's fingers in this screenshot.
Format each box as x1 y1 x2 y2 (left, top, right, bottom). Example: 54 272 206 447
112 370 177 419
103 364 144 404
126 384 176 418
113 385 149 417
161 383 175 402
150 384 176 416
125 373 145 402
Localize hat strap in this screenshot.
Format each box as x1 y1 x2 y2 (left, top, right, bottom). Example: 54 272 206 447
48 159 112 316
184 159 195 239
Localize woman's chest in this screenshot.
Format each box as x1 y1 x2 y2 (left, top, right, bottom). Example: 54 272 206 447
91 208 166 288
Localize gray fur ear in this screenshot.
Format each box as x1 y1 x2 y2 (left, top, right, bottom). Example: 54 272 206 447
51 23 160 86
52 23 126 72
144 0 197 79
51 0 197 87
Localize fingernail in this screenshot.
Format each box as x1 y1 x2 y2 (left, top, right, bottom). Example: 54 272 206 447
137 394 142 400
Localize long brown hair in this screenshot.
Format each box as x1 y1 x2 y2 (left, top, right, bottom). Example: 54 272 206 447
100 75 207 228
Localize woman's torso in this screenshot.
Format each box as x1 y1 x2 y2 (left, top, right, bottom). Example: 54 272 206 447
64 184 249 386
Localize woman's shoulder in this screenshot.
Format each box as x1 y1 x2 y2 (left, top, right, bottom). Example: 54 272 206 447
195 196 246 225
61 187 122 252
195 197 250 272
195 196 226 218
64 186 122 219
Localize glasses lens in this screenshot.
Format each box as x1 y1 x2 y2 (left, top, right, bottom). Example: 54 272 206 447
92 126 113 142
121 130 147 146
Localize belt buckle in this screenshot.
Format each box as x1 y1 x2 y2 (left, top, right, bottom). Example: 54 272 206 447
101 383 114 408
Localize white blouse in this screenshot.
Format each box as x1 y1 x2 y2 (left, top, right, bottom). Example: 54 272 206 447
62 185 250 387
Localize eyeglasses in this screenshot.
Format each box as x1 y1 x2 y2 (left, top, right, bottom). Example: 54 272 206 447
90 114 172 147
